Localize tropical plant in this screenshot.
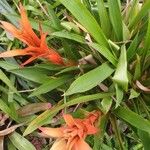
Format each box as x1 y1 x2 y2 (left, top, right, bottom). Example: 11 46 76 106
0 0 150 150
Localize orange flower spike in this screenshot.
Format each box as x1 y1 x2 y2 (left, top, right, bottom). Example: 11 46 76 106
39 111 100 150
0 4 64 66
19 3 40 46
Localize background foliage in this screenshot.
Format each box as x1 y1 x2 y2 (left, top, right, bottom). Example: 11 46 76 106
0 0 150 149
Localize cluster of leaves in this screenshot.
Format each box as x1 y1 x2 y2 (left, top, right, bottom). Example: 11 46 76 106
0 0 150 149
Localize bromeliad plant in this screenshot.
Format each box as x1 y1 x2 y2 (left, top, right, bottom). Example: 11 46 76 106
39 111 100 150
0 0 150 150
0 3 64 66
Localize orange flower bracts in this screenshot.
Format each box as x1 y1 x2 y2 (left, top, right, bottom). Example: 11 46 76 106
39 111 100 150
0 4 64 66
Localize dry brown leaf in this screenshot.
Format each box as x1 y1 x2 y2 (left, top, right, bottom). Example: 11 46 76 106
17 103 51 117
79 54 97 65
0 124 23 136
136 80 150 93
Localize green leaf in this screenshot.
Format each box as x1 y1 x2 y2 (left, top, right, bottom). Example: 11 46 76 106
34 63 63 71
9 132 36 150
129 1 150 29
127 34 139 61
7 140 17 150
101 98 112 114
0 85 28 106
115 84 124 108
0 0 18 25
113 106 150 134
0 61 19 71
123 22 130 40
144 17 150 50
29 75 72 97
89 42 117 66
0 69 18 95
126 0 138 24
82 0 91 11
0 99 18 121
96 0 111 38
138 130 150 150
100 144 113 150
59 0 109 48
133 55 141 80
113 46 128 91
10 67 50 84
94 114 109 150
56 65 93 75
8 75 18 120
65 63 114 95
46 3 62 30
24 92 113 136
108 0 123 41
0 1 54 34
142 17 150 64
52 31 86 43
61 21 80 33
129 89 140 99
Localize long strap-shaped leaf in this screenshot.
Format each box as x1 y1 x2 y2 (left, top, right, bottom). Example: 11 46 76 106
0 0 18 25
129 1 150 29
65 62 114 95
96 0 111 38
0 69 19 95
114 106 150 134
108 0 123 41
9 132 36 150
23 92 114 136
59 0 109 48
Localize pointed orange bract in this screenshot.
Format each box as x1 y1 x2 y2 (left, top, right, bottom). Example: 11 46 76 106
39 111 100 150
0 4 64 66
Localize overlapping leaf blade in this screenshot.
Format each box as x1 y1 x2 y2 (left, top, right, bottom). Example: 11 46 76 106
59 0 109 48
24 92 113 136
65 63 114 95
